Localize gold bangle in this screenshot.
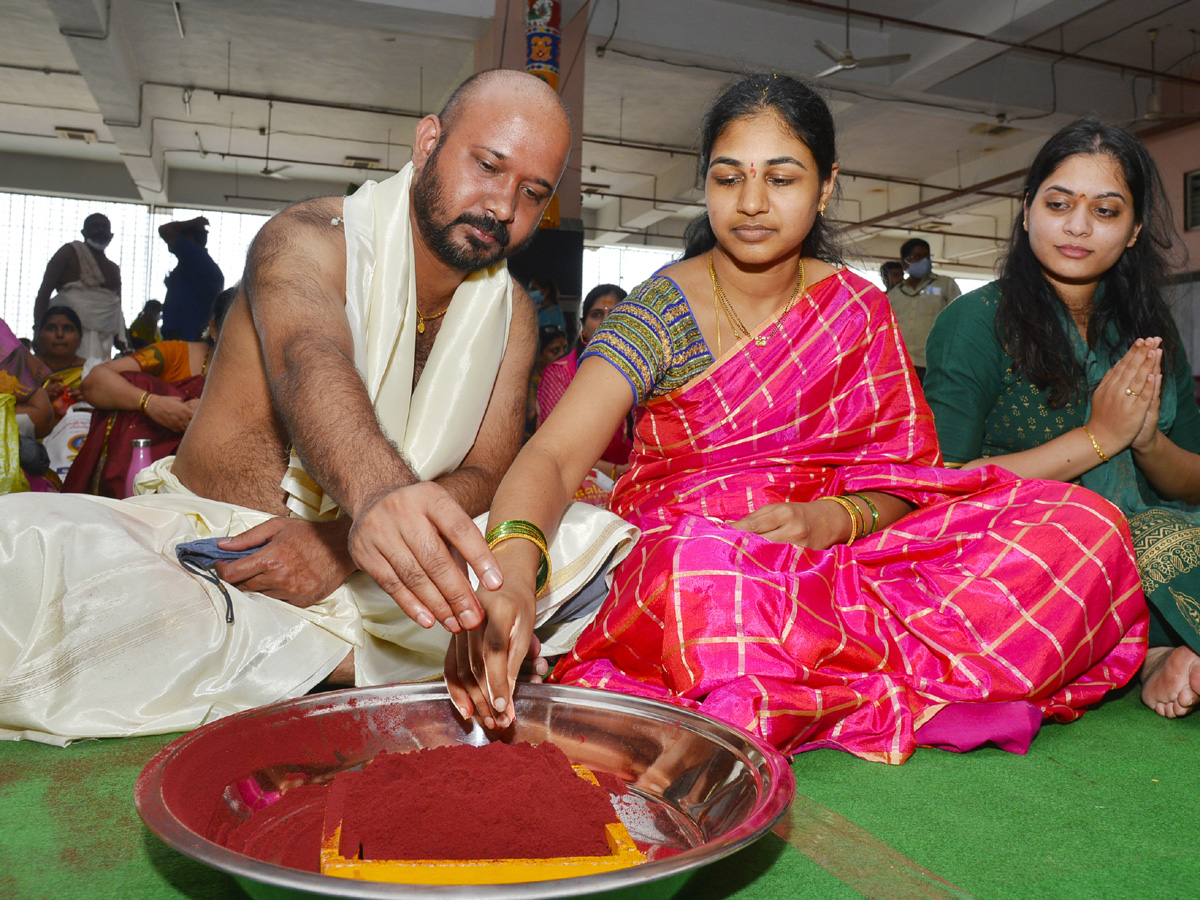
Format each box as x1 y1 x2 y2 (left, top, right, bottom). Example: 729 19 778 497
849 492 880 536
1082 426 1110 463
137 391 152 414
485 519 551 597
827 496 860 545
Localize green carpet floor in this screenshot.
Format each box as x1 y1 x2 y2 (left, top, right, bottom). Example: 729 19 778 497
0 686 1195 900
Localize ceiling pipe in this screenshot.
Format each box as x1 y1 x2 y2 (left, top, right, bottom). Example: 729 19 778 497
842 168 1029 234
778 0 1200 88
140 82 427 121
840 224 1008 243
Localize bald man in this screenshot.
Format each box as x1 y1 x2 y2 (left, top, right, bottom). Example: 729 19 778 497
0 71 634 743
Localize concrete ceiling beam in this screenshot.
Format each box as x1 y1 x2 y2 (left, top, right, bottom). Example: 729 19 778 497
44 0 166 203
889 0 1111 93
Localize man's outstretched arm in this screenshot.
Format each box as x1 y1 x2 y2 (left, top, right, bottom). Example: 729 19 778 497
242 199 498 630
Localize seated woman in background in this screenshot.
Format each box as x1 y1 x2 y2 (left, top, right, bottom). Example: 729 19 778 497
34 306 102 420
538 284 632 503
64 285 235 497
924 118 1200 720
445 74 1147 764
0 316 55 492
128 299 163 349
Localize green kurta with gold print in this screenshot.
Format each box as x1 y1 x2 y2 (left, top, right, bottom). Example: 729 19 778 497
924 281 1200 652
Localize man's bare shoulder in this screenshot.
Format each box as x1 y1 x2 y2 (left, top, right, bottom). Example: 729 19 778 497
246 197 348 303
251 198 346 261
274 196 345 230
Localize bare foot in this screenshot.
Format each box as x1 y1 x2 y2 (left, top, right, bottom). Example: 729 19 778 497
1141 645 1200 718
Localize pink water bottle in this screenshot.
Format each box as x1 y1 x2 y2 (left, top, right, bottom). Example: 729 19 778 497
124 438 153 498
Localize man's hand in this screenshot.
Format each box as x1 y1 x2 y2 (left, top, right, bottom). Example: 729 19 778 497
215 517 357 607
348 481 503 633
444 587 540 730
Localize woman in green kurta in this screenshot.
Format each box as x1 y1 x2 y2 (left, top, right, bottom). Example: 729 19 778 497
925 118 1200 720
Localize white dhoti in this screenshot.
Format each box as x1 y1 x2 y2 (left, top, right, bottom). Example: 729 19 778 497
0 164 638 745
52 242 124 359
0 463 634 745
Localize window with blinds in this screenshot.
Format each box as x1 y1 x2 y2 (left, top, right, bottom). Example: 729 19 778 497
1187 169 1200 232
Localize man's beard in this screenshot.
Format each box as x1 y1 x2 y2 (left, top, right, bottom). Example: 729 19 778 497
411 145 538 272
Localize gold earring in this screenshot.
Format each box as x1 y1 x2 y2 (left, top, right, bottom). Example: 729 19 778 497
819 203 827 214
1023 218 1028 229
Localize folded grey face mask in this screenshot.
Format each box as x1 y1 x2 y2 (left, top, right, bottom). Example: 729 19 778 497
175 537 266 624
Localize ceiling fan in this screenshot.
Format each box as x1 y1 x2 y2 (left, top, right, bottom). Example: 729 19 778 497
259 101 293 179
1122 29 1200 127
814 0 910 78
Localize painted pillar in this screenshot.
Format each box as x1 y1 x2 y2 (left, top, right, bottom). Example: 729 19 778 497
479 0 587 320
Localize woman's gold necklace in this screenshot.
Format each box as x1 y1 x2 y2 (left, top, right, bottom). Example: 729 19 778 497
708 253 806 350
415 301 448 334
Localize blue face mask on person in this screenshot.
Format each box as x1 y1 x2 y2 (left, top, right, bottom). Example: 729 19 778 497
904 257 932 280
529 289 546 304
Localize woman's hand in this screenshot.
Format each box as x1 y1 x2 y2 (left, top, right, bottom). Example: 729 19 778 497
144 395 200 432
731 500 850 550
1087 338 1160 456
444 582 538 730
1132 349 1165 455
44 378 67 403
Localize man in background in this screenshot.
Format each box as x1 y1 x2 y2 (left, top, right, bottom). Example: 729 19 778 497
32 213 125 359
886 238 960 381
159 216 225 341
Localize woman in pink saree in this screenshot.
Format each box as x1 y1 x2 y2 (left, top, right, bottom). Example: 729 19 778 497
445 74 1148 763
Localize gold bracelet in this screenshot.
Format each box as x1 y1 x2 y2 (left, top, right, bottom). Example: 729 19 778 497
1082 426 1109 463
849 492 880 536
137 391 152 414
485 519 551 597
827 496 861 545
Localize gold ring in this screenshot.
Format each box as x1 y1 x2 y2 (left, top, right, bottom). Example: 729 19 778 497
1125 388 1139 397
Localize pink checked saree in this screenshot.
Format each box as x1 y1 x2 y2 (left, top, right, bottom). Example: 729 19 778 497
552 270 1147 763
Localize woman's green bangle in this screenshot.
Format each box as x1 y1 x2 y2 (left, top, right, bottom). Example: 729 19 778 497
849 493 880 536
485 519 552 597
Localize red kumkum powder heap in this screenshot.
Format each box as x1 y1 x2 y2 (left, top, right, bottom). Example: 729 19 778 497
335 741 618 861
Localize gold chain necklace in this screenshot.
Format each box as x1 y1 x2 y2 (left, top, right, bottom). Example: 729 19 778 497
708 253 806 349
415 301 449 334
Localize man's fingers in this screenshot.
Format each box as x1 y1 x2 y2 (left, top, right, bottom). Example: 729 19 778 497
214 553 265 585
406 532 483 630
218 518 285 552
356 545 439 629
429 502 503 592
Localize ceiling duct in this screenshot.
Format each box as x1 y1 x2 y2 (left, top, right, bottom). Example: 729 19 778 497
343 156 381 169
